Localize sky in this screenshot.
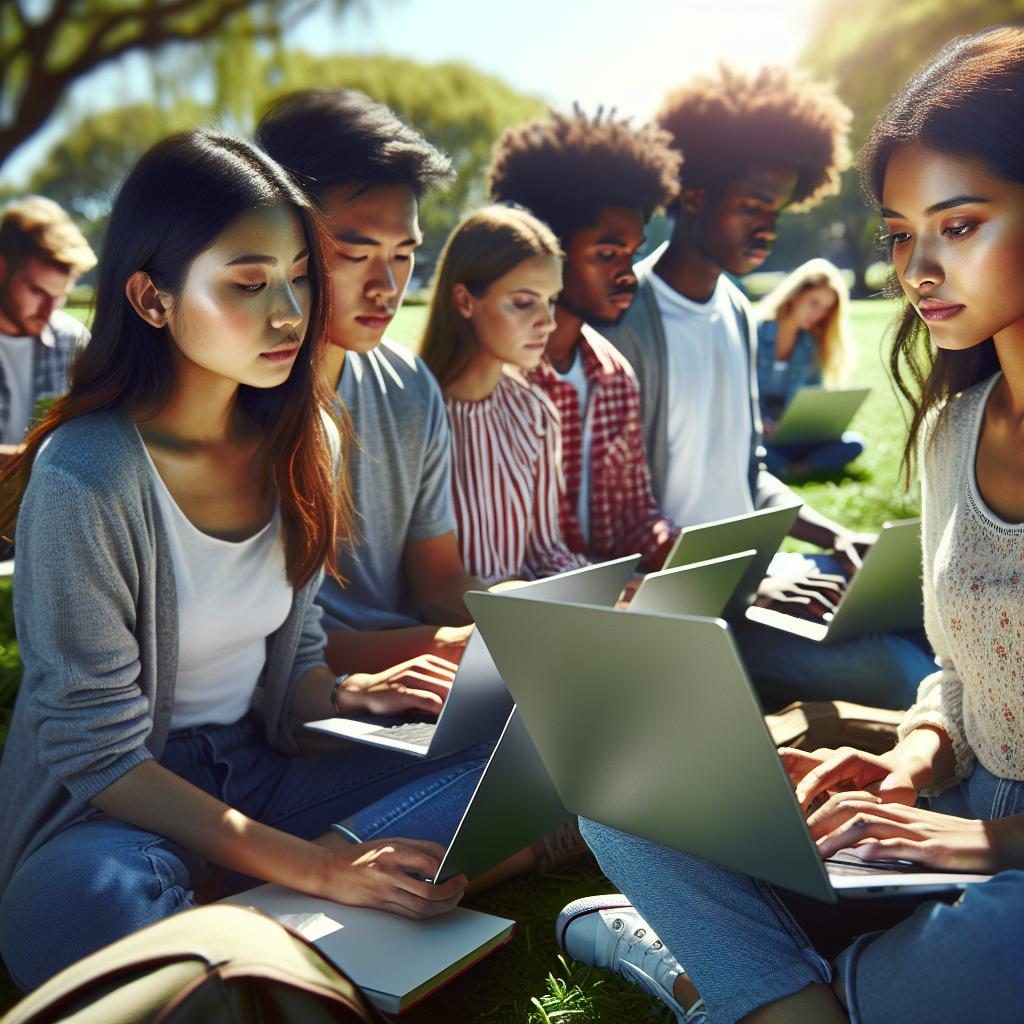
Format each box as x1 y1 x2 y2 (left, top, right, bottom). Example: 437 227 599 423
2 0 823 186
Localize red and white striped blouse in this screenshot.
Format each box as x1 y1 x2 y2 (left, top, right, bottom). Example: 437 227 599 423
446 371 589 586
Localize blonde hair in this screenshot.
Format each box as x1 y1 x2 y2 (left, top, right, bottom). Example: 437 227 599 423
420 205 562 389
756 258 852 387
0 195 96 277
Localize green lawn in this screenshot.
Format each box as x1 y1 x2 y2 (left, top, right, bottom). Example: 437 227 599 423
0 298 915 1020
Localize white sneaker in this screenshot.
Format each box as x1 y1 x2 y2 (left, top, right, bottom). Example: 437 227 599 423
557 894 702 1022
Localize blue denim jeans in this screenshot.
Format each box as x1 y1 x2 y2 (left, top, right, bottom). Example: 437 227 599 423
763 432 866 478
580 763 1024 1024
0 713 488 991
736 553 936 711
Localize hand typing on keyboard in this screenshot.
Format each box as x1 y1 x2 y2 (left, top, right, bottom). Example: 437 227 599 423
333 654 458 718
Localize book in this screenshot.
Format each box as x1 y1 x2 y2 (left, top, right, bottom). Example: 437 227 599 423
222 884 515 1014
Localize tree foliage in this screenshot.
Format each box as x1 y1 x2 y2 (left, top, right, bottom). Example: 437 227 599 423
0 0 348 171
22 53 545 273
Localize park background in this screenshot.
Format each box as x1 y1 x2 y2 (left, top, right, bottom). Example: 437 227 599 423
1 1 1021 1020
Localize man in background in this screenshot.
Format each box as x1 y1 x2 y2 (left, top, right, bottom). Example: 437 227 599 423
0 196 94 453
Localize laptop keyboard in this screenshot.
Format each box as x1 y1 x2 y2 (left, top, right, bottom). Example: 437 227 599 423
363 720 437 747
826 851 922 875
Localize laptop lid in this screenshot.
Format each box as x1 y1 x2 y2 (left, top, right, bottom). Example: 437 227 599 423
628 551 756 617
663 504 801 618
823 518 923 642
466 593 987 903
771 386 870 445
433 707 570 884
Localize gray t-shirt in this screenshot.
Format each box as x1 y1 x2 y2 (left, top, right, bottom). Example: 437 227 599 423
316 339 456 632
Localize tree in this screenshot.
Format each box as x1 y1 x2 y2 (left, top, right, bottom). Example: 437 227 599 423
787 0 1024 296
0 0 349 171
24 53 546 273
24 100 207 258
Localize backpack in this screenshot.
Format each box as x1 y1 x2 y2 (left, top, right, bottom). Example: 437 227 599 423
1 905 383 1023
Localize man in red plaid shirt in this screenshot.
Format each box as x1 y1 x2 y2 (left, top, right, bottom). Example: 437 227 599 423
488 109 681 569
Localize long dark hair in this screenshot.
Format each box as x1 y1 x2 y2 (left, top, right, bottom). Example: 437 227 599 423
0 129 351 588
860 25 1023 481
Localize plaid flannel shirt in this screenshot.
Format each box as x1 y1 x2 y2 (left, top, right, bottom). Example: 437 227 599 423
527 326 677 569
0 311 87 440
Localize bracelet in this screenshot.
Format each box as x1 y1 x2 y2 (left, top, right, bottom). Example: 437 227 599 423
330 673 351 715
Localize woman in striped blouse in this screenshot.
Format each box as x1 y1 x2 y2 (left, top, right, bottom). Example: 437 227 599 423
420 205 588 585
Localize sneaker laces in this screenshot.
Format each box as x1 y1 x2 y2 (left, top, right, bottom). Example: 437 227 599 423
605 913 689 1017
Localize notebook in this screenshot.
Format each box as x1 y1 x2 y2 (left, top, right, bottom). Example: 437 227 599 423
223 885 514 1014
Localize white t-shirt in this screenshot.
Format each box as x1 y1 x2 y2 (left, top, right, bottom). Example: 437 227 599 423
552 350 593 544
0 333 35 444
647 268 754 527
141 442 293 730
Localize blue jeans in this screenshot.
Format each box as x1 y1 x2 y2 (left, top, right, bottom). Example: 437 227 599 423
0 713 488 991
580 763 1024 1024
736 553 936 711
763 432 865 477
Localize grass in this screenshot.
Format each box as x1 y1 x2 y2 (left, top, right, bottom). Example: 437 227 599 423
0 299 914 1019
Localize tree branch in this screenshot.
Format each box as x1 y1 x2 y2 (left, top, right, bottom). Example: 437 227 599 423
1 0 325 167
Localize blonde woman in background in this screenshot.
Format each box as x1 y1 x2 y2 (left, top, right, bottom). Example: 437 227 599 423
420 205 588 586
755 258 863 480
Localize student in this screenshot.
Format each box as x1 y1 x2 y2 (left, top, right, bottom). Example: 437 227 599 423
487 108 680 569
257 90 484 674
0 131 487 992
0 196 95 455
561 27 1024 1023
420 204 588 585
601 65 934 710
756 258 864 480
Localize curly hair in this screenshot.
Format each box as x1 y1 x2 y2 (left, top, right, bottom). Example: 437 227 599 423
657 65 852 211
487 106 681 242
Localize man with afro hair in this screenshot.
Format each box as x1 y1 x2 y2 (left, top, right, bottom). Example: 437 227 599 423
593 65 935 711
488 107 680 569
556 66 941 1024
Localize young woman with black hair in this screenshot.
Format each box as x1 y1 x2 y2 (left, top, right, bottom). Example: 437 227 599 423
559 26 1024 1024
0 130 485 991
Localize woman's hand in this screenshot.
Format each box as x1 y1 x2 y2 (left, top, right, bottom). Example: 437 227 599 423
780 746 920 814
334 655 458 717
316 835 467 918
809 796 1007 873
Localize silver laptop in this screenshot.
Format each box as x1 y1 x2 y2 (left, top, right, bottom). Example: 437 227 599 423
465 593 990 903
663 503 801 618
745 519 923 643
628 551 756 617
304 555 640 757
771 386 870 445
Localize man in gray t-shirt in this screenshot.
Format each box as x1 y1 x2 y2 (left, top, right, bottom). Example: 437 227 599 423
258 90 484 674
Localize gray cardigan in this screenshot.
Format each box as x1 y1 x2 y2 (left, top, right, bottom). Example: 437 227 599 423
601 248 793 513
0 411 328 893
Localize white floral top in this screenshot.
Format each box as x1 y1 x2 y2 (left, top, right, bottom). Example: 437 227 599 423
899 372 1024 785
